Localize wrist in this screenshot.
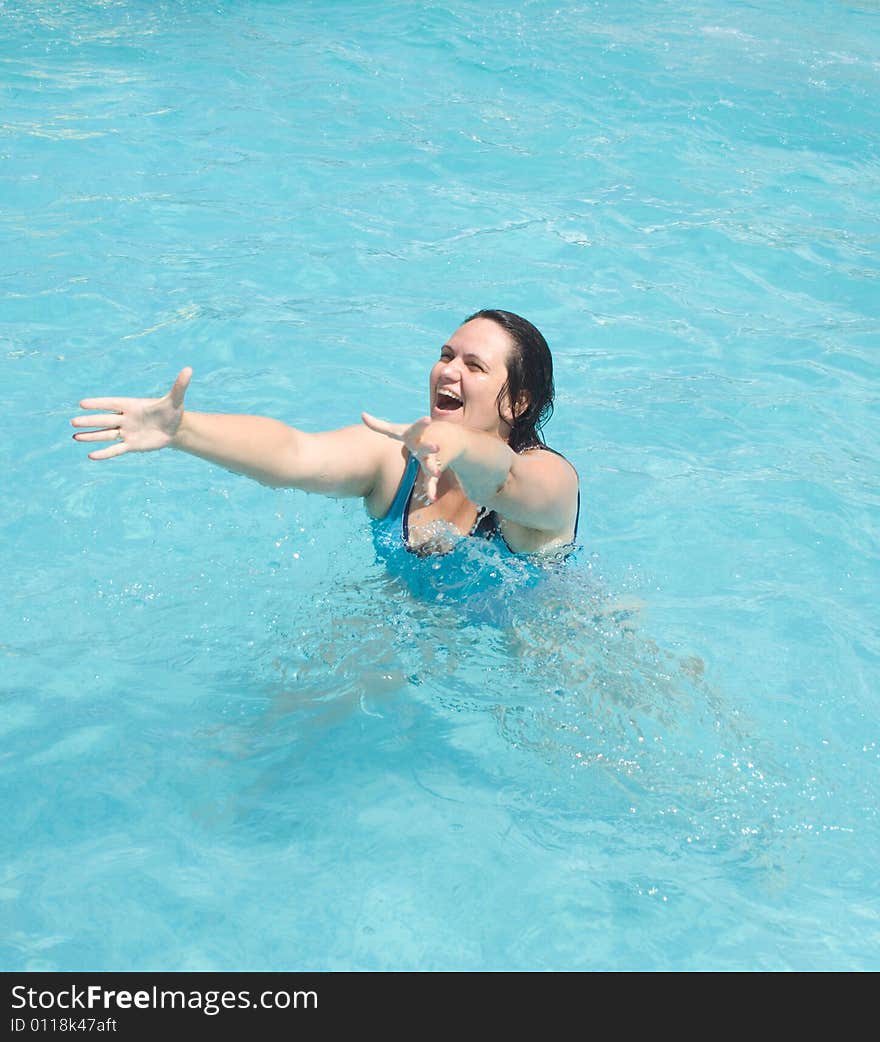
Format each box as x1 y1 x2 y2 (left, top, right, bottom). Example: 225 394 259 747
169 410 191 450
428 421 467 466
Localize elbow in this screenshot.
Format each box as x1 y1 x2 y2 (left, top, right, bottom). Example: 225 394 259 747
485 465 514 507
266 431 304 489
494 468 512 498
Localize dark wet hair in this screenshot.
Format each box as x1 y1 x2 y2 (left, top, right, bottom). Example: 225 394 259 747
464 308 554 452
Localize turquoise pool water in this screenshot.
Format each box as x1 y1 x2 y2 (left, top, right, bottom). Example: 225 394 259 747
3 0 879 970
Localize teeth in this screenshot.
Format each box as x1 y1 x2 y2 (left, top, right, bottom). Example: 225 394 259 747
438 388 462 404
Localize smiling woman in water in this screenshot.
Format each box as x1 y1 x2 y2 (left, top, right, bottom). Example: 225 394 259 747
71 309 580 559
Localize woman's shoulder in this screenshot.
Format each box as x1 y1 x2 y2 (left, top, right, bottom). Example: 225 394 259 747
518 442 579 478
494 442 580 552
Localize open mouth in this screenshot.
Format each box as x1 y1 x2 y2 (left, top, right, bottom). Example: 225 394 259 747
435 389 463 412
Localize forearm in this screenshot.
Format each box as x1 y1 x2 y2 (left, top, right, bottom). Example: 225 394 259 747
171 411 300 487
433 423 515 502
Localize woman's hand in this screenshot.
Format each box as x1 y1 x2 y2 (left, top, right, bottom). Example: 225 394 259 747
71 367 193 461
361 413 445 501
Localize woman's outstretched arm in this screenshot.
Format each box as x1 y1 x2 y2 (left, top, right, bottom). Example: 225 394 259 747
72 368 390 498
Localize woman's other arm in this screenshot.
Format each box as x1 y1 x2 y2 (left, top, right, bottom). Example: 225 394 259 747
362 414 578 541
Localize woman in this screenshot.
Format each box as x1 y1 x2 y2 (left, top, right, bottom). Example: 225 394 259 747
71 309 580 558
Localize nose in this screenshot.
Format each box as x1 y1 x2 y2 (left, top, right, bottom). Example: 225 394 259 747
440 357 462 380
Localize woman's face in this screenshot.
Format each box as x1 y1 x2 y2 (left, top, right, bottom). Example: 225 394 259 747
429 318 516 439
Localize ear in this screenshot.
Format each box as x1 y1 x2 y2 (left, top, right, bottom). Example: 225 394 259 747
500 389 530 423
513 390 530 420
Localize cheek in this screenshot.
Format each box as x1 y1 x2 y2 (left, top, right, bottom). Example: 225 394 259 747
472 376 502 416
